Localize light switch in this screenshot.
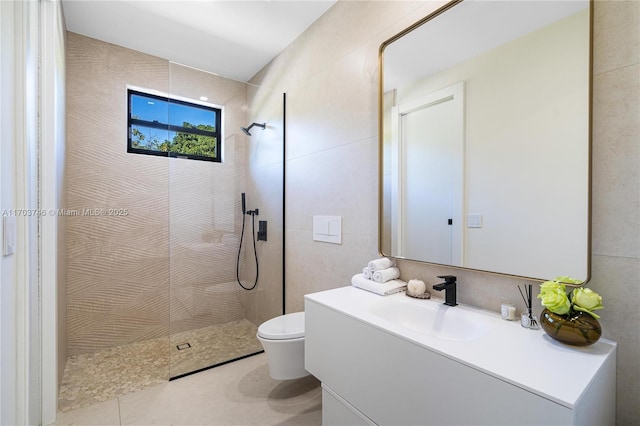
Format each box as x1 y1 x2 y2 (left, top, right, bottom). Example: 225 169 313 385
3 216 17 256
467 214 483 228
313 215 342 244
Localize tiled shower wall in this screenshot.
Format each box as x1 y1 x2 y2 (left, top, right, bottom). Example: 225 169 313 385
65 33 255 355
167 63 250 336
251 1 639 423
239 85 286 327
66 32 171 354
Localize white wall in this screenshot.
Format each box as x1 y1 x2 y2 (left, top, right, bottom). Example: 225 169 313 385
0 2 19 424
0 1 42 424
0 1 66 424
40 0 67 423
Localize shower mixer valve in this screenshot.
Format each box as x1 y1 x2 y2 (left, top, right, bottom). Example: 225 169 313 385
258 220 267 241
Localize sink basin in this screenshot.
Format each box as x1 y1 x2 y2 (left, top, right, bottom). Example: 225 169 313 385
369 297 489 341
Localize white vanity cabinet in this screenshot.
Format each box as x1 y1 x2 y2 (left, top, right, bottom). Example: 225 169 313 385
305 287 616 426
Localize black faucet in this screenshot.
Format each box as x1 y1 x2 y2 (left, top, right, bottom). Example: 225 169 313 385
433 275 458 306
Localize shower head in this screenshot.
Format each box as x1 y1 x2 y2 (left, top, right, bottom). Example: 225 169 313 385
240 122 266 136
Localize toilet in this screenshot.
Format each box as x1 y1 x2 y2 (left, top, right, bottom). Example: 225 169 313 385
257 312 309 380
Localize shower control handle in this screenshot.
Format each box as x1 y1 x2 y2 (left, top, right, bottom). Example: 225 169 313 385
258 220 267 241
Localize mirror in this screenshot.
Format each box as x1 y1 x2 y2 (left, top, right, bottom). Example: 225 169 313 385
379 0 591 281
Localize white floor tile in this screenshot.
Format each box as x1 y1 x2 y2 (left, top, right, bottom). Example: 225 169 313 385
50 398 121 426
116 353 321 425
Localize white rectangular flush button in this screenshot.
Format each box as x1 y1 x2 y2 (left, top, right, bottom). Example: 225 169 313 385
313 215 342 244
467 214 483 228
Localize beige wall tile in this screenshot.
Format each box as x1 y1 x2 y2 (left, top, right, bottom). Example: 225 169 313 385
244 85 286 323
286 137 378 234
593 0 640 75
285 67 376 160
589 254 640 422
66 32 171 354
592 64 640 258
285 230 378 312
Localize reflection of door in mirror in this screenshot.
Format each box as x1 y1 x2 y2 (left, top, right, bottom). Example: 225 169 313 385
380 1 590 281
391 83 464 266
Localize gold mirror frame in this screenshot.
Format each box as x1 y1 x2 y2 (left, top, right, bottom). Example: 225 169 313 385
377 0 593 285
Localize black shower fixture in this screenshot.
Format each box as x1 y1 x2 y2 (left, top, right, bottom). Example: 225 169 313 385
240 122 266 136
236 192 261 291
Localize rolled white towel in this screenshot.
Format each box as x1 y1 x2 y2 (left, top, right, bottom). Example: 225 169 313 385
362 267 372 280
351 273 407 296
367 257 396 272
372 267 400 283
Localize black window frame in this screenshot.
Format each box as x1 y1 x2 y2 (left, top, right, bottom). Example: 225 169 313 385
127 89 222 163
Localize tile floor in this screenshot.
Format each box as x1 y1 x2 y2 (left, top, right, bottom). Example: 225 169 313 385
59 319 264 413
51 353 322 425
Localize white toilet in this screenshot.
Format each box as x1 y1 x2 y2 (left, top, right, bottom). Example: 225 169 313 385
257 312 309 380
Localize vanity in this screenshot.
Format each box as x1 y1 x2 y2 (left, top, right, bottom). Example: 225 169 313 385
305 287 616 426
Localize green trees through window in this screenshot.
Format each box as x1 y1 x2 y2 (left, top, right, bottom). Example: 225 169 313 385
127 89 222 162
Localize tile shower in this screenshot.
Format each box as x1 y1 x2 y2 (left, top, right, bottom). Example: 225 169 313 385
62 33 284 412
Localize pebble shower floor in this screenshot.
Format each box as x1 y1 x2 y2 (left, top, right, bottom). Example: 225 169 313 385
58 318 263 413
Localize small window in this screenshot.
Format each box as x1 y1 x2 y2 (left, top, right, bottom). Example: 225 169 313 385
127 89 222 162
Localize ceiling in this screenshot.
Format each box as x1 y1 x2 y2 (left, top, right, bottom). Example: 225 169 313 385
61 0 336 82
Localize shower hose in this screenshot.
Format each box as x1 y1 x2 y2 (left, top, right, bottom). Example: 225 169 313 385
236 211 259 290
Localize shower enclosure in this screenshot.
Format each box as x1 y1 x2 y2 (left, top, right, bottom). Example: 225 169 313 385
62 35 284 412
167 62 285 378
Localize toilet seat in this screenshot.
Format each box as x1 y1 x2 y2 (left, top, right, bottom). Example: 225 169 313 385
257 312 305 340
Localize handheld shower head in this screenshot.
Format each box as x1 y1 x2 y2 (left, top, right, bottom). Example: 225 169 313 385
240 122 266 136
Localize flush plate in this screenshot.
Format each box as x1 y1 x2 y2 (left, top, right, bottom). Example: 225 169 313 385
313 215 342 244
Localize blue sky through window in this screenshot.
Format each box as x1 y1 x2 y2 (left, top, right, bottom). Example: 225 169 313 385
130 93 216 129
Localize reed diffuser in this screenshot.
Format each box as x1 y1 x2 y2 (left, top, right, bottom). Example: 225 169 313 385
518 284 539 329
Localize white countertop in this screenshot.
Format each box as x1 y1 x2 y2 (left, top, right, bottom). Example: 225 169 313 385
304 286 616 409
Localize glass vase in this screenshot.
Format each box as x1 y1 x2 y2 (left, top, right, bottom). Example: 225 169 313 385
540 308 602 346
